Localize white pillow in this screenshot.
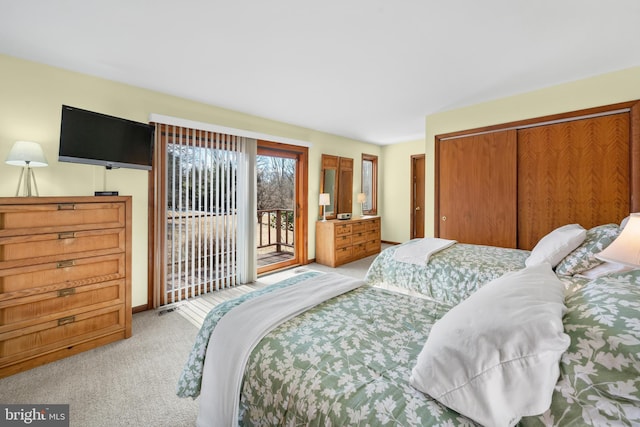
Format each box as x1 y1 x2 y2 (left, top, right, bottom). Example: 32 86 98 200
525 224 586 267
410 263 570 427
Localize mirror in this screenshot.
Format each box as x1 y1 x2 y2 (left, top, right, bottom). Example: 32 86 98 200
319 154 338 219
319 154 353 220
323 169 336 216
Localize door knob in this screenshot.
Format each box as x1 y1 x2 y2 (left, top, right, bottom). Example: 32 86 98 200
441 216 447 221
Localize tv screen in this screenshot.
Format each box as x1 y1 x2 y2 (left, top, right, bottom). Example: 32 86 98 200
58 105 154 170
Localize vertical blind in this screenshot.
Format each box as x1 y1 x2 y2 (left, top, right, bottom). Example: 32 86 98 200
153 123 256 306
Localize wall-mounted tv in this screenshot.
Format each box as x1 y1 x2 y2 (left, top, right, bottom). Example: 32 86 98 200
58 105 155 170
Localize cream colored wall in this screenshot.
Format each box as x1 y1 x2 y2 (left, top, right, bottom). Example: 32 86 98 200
0 54 379 307
6 54 636 304
423 66 640 238
379 139 425 243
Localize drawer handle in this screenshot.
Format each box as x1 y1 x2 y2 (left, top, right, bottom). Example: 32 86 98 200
58 232 75 239
58 204 76 210
57 260 75 268
58 316 75 326
58 288 76 297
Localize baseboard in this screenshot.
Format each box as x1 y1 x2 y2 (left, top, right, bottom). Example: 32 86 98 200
132 304 148 313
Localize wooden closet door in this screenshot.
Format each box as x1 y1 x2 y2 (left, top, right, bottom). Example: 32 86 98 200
517 113 630 249
437 130 517 247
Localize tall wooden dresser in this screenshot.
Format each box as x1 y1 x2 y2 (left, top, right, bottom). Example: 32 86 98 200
0 196 132 378
315 216 381 267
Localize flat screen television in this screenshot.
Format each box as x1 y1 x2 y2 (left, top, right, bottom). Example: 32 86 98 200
58 105 154 170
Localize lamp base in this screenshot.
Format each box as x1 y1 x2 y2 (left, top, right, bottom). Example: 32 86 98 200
15 166 40 197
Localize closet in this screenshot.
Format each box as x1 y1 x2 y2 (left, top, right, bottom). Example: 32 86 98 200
435 101 640 250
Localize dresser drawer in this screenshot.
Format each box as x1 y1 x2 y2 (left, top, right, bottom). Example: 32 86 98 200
335 224 352 236
0 305 125 364
365 229 379 241
335 246 352 263
0 279 125 333
352 231 367 245
0 202 126 237
352 243 367 258
0 254 125 299
366 240 381 254
335 235 352 249
365 218 380 231
0 228 125 269
351 222 366 233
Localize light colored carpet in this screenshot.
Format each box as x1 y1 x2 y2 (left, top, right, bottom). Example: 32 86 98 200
0 310 200 427
0 245 388 426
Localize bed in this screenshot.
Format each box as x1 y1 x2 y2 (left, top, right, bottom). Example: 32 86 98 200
364 222 622 302
364 239 530 304
178 222 639 426
177 269 640 426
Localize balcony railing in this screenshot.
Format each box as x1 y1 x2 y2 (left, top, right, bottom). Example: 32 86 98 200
257 209 294 266
164 209 294 295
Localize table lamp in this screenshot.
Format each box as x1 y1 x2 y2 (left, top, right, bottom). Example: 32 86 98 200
319 193 330 221
357 193 366 217
596 213 640 267
5 141 48 196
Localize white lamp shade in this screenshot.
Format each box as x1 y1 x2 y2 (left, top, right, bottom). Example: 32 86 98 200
6 141 48 167
319 193 330 206
357 193 366 203
596 213 640 267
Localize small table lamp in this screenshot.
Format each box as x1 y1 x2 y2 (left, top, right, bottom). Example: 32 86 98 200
319 193 330 221
596 213 640 267
357 193 366 217
5 141 48 196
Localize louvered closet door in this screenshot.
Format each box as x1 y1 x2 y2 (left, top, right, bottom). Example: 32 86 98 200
438 130 517 248
517 113 630 249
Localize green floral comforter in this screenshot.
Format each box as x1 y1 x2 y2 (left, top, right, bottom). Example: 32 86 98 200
522 270 640 426
365 241 530 304
238 285 460 426
179 270 640 426
176 271 323 399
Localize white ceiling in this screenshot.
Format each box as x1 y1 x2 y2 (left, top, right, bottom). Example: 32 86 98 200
1 1 640 145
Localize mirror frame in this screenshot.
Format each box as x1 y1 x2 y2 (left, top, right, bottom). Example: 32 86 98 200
336 157 353 216
319 154 353 220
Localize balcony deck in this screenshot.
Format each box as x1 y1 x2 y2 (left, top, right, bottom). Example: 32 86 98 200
257 248 294 267
257 208 295 268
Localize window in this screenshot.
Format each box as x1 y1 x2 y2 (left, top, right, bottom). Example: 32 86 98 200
361 153 378 215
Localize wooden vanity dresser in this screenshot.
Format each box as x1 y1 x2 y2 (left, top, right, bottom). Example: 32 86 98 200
315 216 381 267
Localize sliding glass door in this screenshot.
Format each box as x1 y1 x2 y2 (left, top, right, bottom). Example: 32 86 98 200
150 124 256 306
257 141 308 275
148 128 307 307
